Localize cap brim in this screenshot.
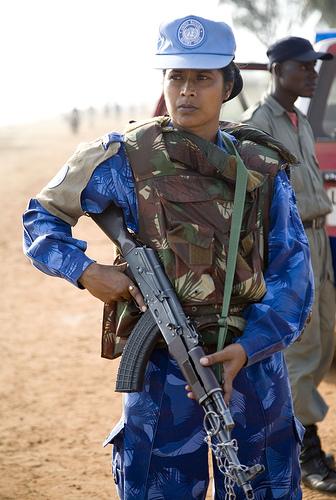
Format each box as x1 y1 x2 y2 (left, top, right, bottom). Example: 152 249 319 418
294 49 333 61
153 53 234 69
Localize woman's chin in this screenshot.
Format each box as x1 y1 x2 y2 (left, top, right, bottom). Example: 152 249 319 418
171 114 201 131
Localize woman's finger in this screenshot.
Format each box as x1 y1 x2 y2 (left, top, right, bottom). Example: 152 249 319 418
222 370 233 404
200 350 225 367
128 284 147 312
185 384 196 400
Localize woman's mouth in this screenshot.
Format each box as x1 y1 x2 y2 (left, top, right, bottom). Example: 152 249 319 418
178 104 198 112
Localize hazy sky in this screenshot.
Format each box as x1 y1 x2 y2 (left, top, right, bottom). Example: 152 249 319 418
0 0 317 126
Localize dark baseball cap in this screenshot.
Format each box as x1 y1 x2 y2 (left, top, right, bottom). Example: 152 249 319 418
267 36 333 65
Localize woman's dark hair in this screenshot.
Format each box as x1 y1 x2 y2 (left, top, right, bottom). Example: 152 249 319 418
220 61 236 84
221 62 243 101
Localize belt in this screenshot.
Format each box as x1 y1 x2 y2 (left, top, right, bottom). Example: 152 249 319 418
303 216 326 229
183 303 245 316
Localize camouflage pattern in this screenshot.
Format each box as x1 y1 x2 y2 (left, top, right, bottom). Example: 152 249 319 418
103 117 292 357
220 120 298 167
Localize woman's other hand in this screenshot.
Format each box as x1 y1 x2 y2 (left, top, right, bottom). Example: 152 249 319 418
185 343 247 404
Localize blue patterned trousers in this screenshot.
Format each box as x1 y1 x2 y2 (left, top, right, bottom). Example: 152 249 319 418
105 349 302 499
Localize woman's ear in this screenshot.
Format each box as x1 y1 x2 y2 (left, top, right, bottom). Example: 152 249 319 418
223 81 234 102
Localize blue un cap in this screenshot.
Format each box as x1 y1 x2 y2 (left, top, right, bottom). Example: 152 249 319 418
154 15 236 70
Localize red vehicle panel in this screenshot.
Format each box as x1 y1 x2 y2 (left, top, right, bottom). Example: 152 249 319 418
299 40 336 236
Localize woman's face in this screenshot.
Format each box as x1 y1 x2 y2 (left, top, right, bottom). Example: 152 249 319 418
163 68 233 141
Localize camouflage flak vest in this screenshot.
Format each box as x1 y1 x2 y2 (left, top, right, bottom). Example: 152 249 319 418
102 117 295 359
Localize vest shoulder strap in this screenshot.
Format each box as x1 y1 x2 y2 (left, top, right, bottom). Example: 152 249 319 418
220 121 298 166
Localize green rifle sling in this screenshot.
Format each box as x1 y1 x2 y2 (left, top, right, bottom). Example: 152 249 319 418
215 136 248 382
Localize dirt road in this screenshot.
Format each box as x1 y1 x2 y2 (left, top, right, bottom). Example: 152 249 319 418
1 116 335 499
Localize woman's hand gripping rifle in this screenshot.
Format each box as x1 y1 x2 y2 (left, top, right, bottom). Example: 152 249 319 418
90 203 264 500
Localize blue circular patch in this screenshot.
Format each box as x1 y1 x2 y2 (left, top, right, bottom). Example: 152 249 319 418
47 164 69 188
177 18 205 48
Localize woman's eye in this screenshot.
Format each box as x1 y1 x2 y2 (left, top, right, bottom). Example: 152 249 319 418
170 74 182 80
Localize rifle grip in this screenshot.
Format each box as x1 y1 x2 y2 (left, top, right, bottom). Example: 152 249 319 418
115 310 161 392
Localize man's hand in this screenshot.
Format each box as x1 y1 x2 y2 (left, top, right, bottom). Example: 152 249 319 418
79 262 147 311
186 343 247 404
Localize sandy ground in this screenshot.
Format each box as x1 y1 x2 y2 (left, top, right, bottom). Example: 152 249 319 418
1 113 335 500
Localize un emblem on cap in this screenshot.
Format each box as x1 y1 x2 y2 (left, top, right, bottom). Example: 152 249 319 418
178 18 205 48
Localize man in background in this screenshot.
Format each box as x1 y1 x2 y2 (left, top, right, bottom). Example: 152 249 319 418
242 36 336 493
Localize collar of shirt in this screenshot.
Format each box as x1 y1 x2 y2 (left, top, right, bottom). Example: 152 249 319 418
262 94 305 120
216 129 237 150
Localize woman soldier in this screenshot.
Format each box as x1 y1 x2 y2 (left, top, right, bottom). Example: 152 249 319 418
23 14 313 500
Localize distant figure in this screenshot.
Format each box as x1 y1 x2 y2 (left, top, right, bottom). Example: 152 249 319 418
113 102 121 116
87 106 96 128
103 103 110 117
70 108 80 134
128 104 136 118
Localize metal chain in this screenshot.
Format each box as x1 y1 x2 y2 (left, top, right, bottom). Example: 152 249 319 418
203 411 250 499
205 435 236 499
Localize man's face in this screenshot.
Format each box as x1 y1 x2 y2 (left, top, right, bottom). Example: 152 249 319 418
278 60 318 98
163 68 232 139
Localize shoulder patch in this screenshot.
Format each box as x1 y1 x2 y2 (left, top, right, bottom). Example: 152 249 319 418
46 164 69 188
37 138 121 226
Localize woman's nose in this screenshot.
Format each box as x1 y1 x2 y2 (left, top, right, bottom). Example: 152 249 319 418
180 80 196 96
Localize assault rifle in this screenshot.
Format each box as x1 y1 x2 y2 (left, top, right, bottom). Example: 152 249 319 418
91 203 264 499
